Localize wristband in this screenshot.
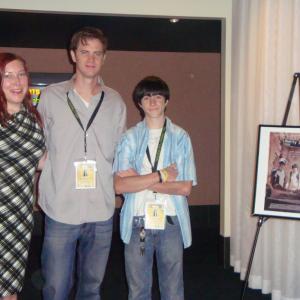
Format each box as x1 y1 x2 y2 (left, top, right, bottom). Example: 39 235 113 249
157 170 163 183
160 169 168 183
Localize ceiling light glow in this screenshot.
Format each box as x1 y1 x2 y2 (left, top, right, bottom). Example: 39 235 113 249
169 18 179 23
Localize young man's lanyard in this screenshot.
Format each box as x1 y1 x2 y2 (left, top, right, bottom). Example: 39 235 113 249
67 91 104 159
145 119 167 173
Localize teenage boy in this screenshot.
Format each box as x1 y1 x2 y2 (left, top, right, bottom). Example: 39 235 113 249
38 27 126 300
113 76 197 300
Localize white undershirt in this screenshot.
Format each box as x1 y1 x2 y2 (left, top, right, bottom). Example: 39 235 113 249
134 128 176 216
74 89 90 108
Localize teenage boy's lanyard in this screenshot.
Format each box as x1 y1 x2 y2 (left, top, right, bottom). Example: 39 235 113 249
145 119 167 173
67 91 104 158
140 119 167 255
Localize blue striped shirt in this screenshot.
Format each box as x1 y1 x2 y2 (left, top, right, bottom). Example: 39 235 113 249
113 117 197 248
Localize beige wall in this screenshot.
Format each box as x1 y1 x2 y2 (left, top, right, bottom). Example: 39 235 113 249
0 0 231 17
0 0 232 236
0 47 221 207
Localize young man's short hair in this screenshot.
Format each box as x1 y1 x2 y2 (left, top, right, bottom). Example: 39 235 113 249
132 76 170 106
69 26 108 53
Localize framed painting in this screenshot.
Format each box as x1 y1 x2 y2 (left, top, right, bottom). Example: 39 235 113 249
253 125 300 219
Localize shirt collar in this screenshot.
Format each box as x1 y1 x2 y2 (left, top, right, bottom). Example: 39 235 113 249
64 74 105 94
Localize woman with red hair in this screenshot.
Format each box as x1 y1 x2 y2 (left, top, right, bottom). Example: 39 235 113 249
0 53 45 300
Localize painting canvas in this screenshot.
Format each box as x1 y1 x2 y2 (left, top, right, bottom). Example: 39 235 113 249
253 125 300 219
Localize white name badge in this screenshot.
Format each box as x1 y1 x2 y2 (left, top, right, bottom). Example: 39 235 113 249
74 160 97 189
144 202 166 230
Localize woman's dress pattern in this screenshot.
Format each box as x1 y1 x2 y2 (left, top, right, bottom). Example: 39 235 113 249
0 109 45 297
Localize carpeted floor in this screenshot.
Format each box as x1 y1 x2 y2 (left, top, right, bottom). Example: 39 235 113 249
20 226 271 300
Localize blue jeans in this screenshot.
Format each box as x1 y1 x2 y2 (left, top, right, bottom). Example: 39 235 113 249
41 215 113 300
125 216 184 300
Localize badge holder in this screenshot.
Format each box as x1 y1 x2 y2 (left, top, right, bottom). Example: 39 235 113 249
144 201 166 230
74 159 97 189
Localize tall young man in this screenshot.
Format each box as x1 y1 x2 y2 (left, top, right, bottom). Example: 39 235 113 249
113 76 197 300
38 27 126 300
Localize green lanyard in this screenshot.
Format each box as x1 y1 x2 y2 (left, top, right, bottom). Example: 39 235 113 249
67 91 104 158
146 119 167 172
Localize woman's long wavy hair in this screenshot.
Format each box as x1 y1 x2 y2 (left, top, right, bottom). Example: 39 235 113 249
0 52 42 127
